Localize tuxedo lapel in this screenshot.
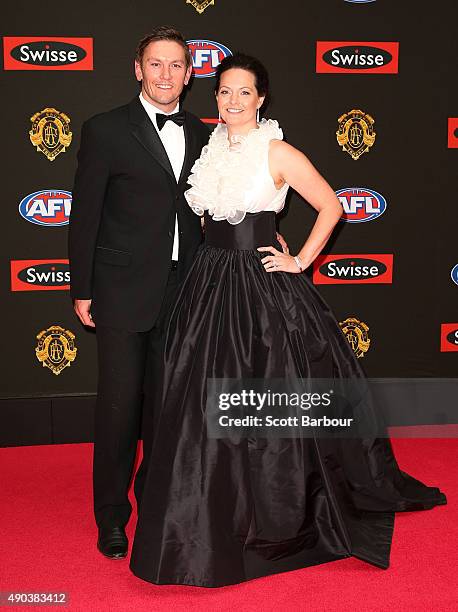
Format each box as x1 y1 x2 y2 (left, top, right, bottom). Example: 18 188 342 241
128 97 175 180
178 113 199 187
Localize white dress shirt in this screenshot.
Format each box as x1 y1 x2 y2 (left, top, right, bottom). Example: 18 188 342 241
139 92 185 261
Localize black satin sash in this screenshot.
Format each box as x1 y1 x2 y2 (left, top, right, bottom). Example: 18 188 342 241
204 211 277 250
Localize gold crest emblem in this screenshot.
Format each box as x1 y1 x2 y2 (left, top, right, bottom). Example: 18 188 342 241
336 109 376 160
35 325 77 375
339 317 371 358
29 107 72 161
186 0 215 14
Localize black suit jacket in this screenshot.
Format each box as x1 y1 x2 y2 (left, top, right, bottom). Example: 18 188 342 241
68 97 210 331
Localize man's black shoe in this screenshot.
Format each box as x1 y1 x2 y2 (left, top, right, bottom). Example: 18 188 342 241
97 526 128 559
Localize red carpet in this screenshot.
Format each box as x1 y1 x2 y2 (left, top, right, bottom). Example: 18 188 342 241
1 439 456 611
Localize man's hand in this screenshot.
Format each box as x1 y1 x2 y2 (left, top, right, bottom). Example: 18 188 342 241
276 232 289 254
74 299 95 328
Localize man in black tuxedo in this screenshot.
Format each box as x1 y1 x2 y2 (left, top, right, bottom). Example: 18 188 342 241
68 27 209 559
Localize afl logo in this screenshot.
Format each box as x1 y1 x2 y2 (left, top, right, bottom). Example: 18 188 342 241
336 188 387 223
19 190 72 226
187 39 232 78
451 264 458 286
3 37 93 70
316 41 399 74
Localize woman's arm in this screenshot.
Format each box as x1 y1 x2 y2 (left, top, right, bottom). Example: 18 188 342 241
258 140 343 273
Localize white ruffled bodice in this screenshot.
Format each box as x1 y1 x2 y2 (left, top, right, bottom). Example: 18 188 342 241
184 119 289 225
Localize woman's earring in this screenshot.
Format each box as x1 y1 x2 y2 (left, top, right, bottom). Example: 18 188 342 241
256 108 260 123
218 110 222 123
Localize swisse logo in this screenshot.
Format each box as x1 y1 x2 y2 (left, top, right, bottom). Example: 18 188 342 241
448 118 458 148
313 254 393 284
13 41 85 65
440 323 458 352
187 39 232 77
337 188 387 223
316 41 399 74
3 37 93 70
19 190 71 226
11 259 70 291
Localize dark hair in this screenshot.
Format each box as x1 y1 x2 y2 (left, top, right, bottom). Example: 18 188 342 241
135 26 192 70
214 53 270 108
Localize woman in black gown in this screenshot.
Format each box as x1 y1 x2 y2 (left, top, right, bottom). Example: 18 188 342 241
130 53 446 587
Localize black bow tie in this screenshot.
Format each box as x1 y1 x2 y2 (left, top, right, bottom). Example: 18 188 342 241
156 111 185 131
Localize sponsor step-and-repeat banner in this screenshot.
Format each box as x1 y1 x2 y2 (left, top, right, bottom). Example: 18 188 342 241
1 0 457 406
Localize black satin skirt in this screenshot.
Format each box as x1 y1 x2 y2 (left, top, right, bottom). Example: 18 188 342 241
130 212 446 588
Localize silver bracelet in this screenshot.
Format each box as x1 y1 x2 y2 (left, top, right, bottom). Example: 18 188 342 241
294 255 304 272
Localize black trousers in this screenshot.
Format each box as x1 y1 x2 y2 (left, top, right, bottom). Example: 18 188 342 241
93 268 178 528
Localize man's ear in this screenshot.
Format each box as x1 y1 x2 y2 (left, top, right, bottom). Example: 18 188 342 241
184 63 193 86
134 60 143 82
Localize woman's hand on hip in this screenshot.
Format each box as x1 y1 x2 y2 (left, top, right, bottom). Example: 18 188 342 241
257 246 304 273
